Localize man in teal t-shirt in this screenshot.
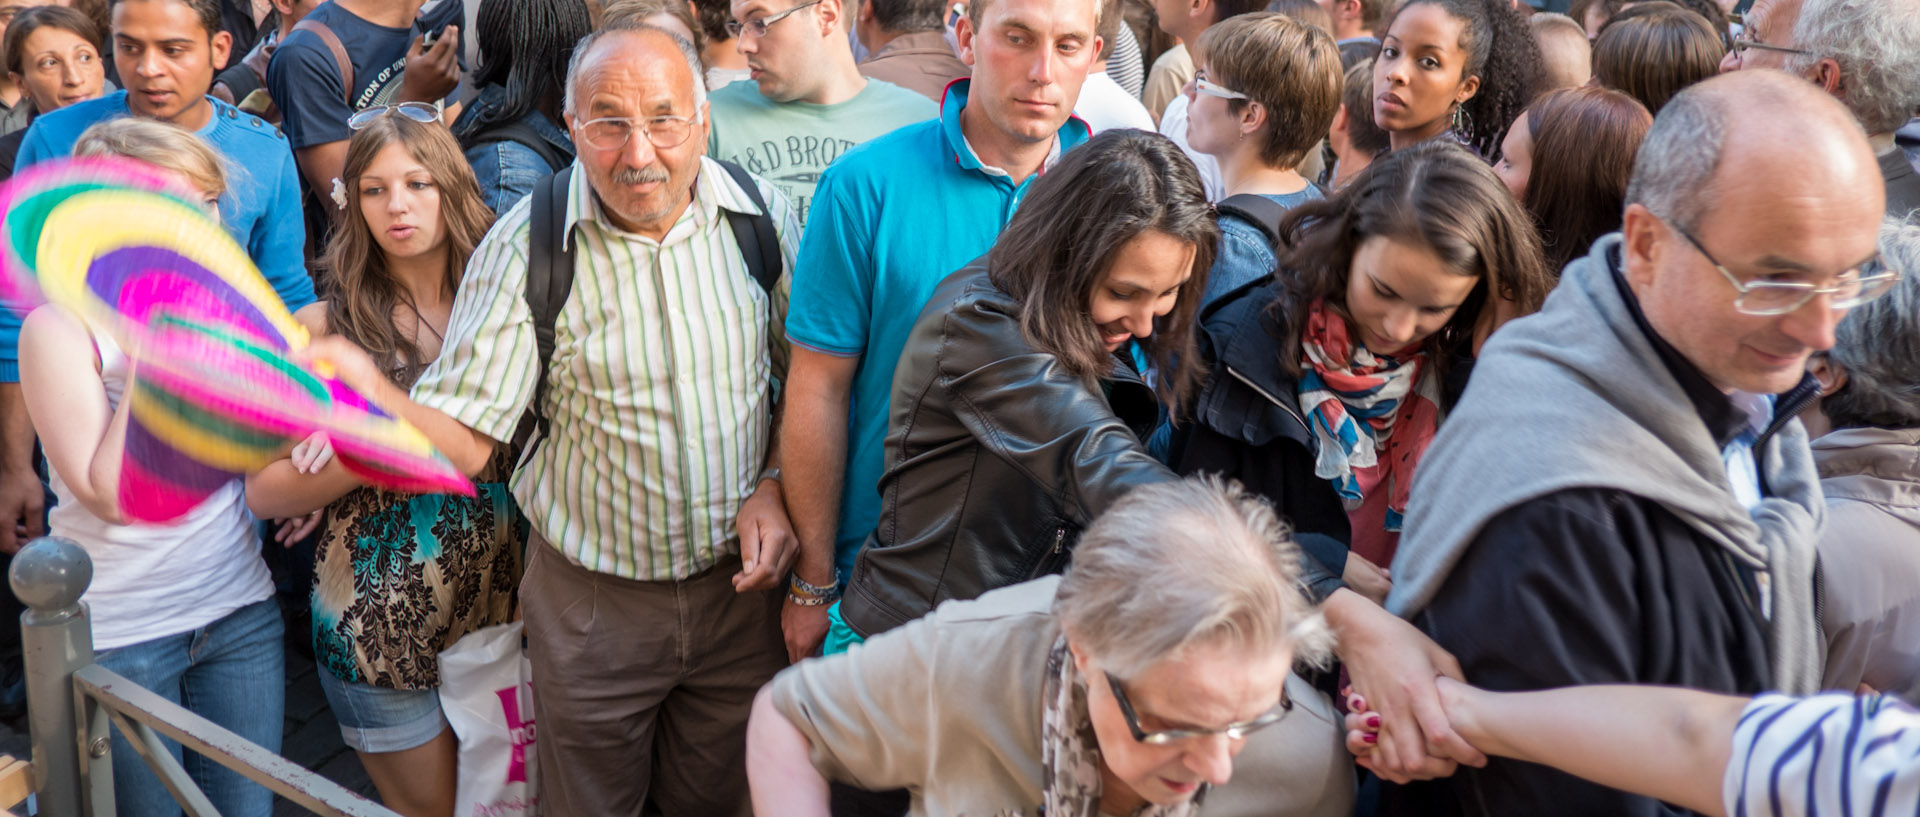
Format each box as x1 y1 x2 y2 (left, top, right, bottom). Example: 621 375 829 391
707 0 936 224
776 0 1101 663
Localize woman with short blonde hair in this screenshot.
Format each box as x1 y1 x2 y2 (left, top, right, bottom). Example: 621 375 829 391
74 117 227 211
747 476 1346 817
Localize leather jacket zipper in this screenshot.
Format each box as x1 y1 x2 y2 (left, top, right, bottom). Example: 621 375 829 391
1029 526 1067 579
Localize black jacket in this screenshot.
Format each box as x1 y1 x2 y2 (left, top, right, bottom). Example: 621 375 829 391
1378 267 1820 817
1379 488 1775 817
1168 278 1351 602
840 262 1173 638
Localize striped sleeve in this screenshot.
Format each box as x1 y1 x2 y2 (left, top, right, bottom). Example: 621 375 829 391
409 205 541 444
1724 692 1920 817
760 175 801 385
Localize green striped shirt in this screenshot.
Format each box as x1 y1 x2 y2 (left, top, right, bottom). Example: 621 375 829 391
411 158 799 581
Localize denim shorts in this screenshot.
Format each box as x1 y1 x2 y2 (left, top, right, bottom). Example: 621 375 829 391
315 669 448 754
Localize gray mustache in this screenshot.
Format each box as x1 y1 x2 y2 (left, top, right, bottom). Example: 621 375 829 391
613 166 671 185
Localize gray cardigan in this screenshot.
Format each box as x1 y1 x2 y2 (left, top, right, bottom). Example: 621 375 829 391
1815 426 1920 701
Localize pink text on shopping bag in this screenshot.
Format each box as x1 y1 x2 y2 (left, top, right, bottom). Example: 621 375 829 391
497 685 536 784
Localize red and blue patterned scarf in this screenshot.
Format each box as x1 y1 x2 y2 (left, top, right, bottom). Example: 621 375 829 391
1296 300 1440 531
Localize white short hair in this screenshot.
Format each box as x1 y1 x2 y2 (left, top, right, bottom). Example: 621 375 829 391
1784 0 1920 134
1825 217 1920 429
1052 476 1331 681
562 22 708 121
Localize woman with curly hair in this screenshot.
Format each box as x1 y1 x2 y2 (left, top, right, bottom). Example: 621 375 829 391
1372 0 1541 161
245 112 521 817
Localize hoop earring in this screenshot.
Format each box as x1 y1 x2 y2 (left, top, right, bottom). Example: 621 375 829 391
1449 102 1472 135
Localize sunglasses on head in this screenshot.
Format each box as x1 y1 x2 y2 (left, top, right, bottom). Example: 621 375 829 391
348 102 441 131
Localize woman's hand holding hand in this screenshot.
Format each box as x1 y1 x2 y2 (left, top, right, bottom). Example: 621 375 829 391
1327 591 1487 782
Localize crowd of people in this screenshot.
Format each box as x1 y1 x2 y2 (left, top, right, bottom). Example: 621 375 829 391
0 0 1916 815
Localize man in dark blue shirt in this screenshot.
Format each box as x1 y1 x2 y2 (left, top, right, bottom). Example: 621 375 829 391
266 0 463 227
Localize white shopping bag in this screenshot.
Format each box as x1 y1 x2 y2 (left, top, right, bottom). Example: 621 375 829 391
439 622 537 817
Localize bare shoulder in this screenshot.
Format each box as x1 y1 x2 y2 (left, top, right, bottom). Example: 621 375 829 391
21 304 88 347
294 301 330 336
20 304 98 376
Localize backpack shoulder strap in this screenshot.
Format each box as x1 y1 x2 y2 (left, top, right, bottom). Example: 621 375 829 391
510 171 577 455
1215 193 1290 249
462 117 573 177
714 159 783 295
290 18 354 106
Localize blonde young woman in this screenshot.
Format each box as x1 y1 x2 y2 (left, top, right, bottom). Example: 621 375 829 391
23 118 285 817
244 108 520 817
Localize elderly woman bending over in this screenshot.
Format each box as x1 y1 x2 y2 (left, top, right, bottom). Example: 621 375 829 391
1802 217 1920 702
746 477 1348 817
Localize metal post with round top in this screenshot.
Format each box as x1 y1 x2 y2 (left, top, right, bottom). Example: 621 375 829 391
11 535 102 817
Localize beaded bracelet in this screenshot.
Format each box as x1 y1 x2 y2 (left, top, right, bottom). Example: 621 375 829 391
787 573 841 607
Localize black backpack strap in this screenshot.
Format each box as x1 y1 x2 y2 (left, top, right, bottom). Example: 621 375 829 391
461 117 574 177
510 171 577 457
1215 193 1291 249
714 159 784 295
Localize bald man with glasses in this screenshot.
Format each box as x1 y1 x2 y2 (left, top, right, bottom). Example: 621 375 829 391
1376 70 1892 817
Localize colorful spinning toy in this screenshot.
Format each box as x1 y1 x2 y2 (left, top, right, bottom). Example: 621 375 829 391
0 157 473 523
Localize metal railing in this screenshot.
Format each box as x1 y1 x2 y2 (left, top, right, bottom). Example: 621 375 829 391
12 536 402 817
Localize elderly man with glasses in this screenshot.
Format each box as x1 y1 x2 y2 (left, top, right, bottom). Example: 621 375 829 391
1371 69 1892 817
1719 0 1920 221
304 21 802 817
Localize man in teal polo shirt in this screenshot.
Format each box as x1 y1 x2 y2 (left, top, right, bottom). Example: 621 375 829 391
778 0 1100 663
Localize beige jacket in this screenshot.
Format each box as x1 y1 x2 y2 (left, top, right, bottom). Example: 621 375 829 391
769 578 1354 816
1814 427 1920 702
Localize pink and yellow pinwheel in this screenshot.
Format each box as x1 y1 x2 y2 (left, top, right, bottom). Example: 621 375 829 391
0 157 472 523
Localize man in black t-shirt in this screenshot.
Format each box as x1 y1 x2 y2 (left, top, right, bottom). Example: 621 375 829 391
266 0 465 228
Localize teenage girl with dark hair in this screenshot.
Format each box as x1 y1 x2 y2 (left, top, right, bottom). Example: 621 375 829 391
1372 0 1542 160
1169 140 1555 784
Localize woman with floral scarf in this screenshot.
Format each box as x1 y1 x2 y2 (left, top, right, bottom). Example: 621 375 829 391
1165 140 1553 782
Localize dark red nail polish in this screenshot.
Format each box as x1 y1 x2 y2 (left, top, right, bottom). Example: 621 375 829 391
1362 733 1377 744
1366 714 1381 729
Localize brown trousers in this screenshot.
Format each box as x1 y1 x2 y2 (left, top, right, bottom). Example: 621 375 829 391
522 537 785 817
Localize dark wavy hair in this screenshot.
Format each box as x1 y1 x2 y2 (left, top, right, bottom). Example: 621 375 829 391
472 0 594 125
987 130 1219 416
1520 86 1650 273
323 116 497 385
1593 1 1724 114
1273 140 1551 380
1385 0 1542 160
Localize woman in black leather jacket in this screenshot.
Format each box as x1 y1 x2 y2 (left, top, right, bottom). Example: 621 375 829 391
837 129 1218 641
1170 140 1555 782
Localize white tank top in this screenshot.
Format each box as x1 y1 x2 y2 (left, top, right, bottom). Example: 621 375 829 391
46 331 273 651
